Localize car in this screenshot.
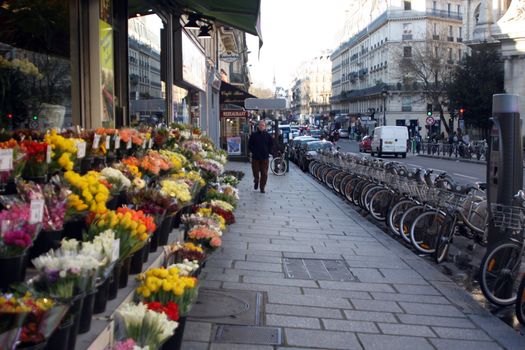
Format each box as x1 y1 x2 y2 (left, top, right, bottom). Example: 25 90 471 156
308 129 324 139
370 126 409 158
359 135 372 153
338 129 349 138
298 140 333 171
290 136 317 163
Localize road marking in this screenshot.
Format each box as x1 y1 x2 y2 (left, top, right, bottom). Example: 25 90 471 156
453 173 479 180
408 164 420 167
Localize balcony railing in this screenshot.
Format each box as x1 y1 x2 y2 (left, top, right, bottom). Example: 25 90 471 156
402 34 413 41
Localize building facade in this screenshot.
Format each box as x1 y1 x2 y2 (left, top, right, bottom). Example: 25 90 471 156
331 0 465 137
291 52 332 122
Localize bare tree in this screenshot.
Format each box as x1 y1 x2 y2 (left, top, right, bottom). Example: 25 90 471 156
394 31 458 136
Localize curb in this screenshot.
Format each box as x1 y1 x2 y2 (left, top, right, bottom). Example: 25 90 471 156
416 153 487 165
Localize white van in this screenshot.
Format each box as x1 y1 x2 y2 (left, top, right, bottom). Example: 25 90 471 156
370 126 409 158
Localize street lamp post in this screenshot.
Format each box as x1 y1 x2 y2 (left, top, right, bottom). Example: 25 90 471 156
381 90 388 126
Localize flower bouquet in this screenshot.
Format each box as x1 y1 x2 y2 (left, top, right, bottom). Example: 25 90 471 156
159 150 187 173
44 130 78 174
218 174 241 187
114 302 178 349
204 187 238 209
164 242 206 267
159 179 191 206
0 139 25 193
108 338 149 350
196 158 224 182
64 170 110 218
19 140 48 182
0 293 30 350
199 201 235 225
135 266 198 316
186 226 222 251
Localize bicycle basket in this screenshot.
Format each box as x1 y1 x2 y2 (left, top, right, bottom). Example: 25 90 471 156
490 203 525 231
427 188 451 207
445 192 468 212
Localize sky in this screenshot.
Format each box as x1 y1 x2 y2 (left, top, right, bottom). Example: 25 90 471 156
246 0 351 90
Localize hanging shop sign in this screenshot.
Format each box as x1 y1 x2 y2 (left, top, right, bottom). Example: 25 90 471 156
220 110 249 118
220 51 241 63
174 28 207 92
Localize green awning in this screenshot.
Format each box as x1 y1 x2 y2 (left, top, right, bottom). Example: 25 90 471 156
174 0 262 44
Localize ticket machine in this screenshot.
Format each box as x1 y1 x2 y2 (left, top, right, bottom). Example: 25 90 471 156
486 94 522 246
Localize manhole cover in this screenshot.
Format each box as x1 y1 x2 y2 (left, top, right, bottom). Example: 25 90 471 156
189 289 262 325
215 325 282 345
283 258 358 281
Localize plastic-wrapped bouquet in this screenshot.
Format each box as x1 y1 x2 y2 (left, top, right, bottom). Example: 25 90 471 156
168 259 199 276
114 302 178 349
196 159 224 180
186 226 222 250
0 202 39 257
101 167 132 193
160 179 192 205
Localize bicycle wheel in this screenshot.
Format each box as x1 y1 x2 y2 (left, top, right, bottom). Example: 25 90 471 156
434 215 456 263
324 169 340 189
344 177 361 203
387 199 415 237
479 242 523 306
516 276 525 325
399 205 425 243
369 189 394 221
270 157 287 176
410 210 445 254
363 185 384 212
339 174 354 195
332 171 348 194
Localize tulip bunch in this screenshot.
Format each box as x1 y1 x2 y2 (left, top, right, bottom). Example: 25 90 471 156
20 140 48 178
136 266 198 315
44 129 78 173
187 226 222 250
64 170 110 215
159 150 187 172
160 179 192 204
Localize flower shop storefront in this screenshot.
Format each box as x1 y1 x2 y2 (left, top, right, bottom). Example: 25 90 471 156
0 125 242 350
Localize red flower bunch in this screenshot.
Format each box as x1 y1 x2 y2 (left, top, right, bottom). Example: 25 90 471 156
20 140 47 162
145 301 179 321
117 207 157 234
3 229 32 249
212 206 235 225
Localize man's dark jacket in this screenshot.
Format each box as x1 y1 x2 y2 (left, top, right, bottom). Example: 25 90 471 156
248 130 274 160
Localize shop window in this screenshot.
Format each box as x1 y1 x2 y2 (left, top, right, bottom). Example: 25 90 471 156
128 13 166 126
404 0 412 10
0 1 73 129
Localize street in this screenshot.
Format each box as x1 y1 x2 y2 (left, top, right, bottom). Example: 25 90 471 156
336 139 525 185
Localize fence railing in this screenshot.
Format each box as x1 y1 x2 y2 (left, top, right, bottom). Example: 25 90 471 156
415 142 487 161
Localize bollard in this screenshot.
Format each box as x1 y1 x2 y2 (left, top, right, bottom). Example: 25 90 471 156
487 94 523 247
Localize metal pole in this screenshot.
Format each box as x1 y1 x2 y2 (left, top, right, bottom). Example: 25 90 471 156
383 95 386 126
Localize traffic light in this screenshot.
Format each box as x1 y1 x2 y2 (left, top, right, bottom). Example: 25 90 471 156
459 107 465 117
426 103 433 117
32 115 38 121
7 114 12 119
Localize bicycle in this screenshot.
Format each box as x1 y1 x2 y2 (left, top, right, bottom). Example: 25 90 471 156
270 145 289 176
479 191 525 306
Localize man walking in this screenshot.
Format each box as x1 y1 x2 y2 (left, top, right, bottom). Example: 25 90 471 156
248 120 274 193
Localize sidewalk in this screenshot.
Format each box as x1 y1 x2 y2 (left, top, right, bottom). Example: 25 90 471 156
181 162 525 350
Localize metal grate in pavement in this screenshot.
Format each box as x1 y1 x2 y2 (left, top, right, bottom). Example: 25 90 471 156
189 289 262 325
214 325 282 345
283 258 358 281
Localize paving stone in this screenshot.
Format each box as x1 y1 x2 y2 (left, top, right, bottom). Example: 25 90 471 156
318 280 396 293
392 284 441 296
467 314 525 350
429 339 504 350
234 261 283 272
265 304 344 319
430 281 488 314
222 282 300 295
223 268 285 278
431 326 492 341
357 334 434 350
201 273 239 283
210 344 274 350
370 292 450 304
302 287 371 300
248 243 314 253
322 319 379 333
397 314 476 328
267 292 352 308
377 323 435 337
181 341 210 350
284 329 362 349
351 299 403 313
246 254 285 263
398 302 464 317
183 321 212 342
243 276 318 288
266 314 321 329
198 280 223 289
343 310 397 323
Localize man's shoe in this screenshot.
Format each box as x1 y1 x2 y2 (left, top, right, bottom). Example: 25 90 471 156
254 182 258 190
260 189 265 193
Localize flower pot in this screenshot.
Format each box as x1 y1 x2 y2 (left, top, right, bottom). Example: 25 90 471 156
130 245 145 274
117 190 128 207
149 228 160 253
45 318 73 350
78 289 97 334
142 239 150 263
21 175 47 184
158 215 174 246
118 256 132 289
66 293 85 350
80 157 93 175
16 341 47 349
108 262 122 300
93 278 110 314
161 316 187 350
106 195 119 210
0 254 26 291
63 220 86 241
29 229 63 262
92 156 105 170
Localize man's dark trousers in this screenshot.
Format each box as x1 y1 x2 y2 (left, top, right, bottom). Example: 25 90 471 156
252 159 269 191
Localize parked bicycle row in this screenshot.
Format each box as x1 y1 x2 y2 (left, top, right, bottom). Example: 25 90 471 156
305 149 525 325
419 140 488 161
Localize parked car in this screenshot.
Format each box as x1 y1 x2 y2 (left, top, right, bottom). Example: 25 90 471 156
338 128 349 138
298 140 333 171
370 126 409 158
359 135 372 153
308 129 324 139
290 136 317 163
